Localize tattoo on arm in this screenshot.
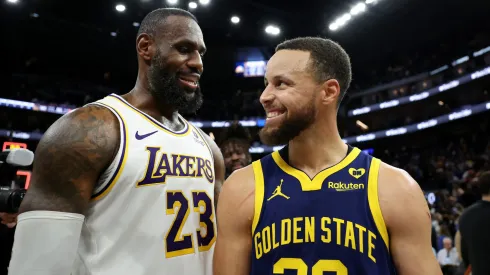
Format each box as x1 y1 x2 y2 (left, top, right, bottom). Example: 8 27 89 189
19 105 119 214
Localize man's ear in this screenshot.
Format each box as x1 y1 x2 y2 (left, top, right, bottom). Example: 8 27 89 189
136 33 153 61
319 79 341 106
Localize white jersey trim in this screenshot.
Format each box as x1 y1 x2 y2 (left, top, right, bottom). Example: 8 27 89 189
192 124 214 163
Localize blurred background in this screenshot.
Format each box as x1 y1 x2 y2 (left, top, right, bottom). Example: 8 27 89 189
1 0 490 274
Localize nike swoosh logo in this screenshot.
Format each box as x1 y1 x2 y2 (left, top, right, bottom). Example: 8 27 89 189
135 130 158 140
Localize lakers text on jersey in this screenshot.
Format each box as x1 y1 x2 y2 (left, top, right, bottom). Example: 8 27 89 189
250 146 397 275
72 94 216 275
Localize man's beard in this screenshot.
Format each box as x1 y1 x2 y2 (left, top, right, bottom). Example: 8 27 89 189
147 51 203 114
259 101 316 146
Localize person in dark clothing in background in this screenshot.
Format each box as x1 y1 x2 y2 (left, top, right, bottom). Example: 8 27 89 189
432 225 439 252
0 225 15 275
457 171 490 275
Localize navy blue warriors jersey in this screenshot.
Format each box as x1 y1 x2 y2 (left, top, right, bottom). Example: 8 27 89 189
250 146 397 275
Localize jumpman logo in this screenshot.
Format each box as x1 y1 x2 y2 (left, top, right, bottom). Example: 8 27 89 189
267 179 290 201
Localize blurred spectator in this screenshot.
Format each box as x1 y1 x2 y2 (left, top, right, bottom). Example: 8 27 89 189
437 237 460 275
218 122 252 178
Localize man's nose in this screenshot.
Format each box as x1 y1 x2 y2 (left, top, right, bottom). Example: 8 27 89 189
188 52 204 74
260 86 274 106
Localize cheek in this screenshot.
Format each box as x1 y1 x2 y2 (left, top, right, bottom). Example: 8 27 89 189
165 54 187 70
281 89 310 108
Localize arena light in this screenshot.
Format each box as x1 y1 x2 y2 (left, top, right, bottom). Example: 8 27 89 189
231 16 240 24
115 4 126 12
110 32 117 37
6 0 19 4
347 66 490 117
199 0 210 5
30 13 39 18
336 13 352 26
1 100 490 153
166 0 178 5
133 22 140 27
329 0 379 31
265 25 281 36
350 2 366 15
188 1 197 9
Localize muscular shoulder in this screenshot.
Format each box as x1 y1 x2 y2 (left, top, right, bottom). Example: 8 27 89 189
217 165 256 226
20 104 120 213
377 162 430 230
41 104 120 159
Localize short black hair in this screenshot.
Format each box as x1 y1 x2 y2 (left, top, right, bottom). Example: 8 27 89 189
275 37 352 107
478 171 490 195
137 8 198 38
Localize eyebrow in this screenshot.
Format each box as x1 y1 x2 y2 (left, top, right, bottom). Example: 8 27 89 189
264 74 291 85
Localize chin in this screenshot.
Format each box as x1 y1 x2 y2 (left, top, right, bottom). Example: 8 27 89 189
259 127 286 146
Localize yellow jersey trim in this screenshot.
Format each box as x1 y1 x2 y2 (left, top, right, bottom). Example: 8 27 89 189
90 102 129 201
109 94 191 137
271 147 361 191
367 157 389 250
251 160 265 235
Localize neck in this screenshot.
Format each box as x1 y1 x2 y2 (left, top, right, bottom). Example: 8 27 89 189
288 116 347 178
125 73 179 122
482 195 490 202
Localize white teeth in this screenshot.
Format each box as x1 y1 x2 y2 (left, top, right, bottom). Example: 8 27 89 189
181 79 197 85
267 111 282 118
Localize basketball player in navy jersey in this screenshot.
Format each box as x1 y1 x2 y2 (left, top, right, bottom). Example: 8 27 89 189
214 37 441 275
7 8 224 275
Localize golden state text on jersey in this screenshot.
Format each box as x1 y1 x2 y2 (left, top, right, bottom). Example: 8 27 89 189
250 146 396 275
72 94 216 275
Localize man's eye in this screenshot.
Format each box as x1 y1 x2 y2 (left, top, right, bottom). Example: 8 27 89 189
178 46 191 53
277 82 287 88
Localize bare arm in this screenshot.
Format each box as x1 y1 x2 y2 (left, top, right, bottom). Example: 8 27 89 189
196 128 225 208
19 104 119 214
379 163 442 275
213 166 255 275
455 231 462 261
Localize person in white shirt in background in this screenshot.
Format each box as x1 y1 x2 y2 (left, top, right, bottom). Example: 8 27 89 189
437 237 461 275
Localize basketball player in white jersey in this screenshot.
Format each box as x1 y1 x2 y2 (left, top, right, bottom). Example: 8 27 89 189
7 8 224 275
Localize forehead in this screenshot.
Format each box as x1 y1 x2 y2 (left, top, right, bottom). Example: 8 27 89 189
265 50 311 78
158 16 204 44
222 140 247 152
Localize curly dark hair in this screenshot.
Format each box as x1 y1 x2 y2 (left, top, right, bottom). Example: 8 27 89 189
219 122 252 149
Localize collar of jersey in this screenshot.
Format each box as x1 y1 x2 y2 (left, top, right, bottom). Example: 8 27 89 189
109 94 191 136
271 147 361 191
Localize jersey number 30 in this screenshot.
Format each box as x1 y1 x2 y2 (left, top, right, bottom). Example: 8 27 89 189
165 191 215 258
274 258 347 275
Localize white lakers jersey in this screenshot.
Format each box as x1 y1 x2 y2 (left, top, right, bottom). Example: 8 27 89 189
72 94 216 275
